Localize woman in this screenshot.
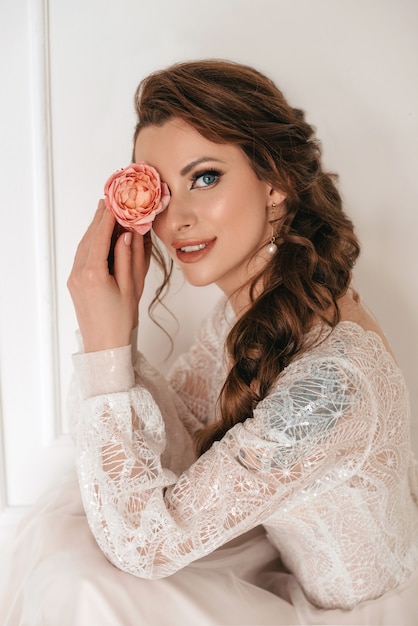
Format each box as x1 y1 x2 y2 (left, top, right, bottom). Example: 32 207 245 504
2 59 418 625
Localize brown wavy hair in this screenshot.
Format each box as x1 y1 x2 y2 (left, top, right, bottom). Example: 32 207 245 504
133 59 360 455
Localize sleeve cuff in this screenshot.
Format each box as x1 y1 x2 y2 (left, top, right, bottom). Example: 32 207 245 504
72 328 138 399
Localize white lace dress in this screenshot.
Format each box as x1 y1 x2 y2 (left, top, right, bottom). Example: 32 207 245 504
1 298 418 625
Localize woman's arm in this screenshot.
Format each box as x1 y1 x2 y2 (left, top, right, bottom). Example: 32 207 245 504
68 203 229 435
68 203 375 579
72 351 375 579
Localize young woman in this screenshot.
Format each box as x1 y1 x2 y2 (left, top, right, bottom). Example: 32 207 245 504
2 59 418 625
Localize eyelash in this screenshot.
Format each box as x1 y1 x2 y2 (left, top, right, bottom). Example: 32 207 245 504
190 168 222 189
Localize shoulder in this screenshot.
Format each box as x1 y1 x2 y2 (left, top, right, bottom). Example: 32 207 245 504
289 320 403 383
223 321 409 477
251 324 382 440
252 320 406 442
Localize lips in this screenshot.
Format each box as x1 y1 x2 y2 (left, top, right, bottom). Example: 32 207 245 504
172 238 216 264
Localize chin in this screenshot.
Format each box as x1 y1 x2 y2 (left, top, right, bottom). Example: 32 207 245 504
180 269 218 288
183 276 215 288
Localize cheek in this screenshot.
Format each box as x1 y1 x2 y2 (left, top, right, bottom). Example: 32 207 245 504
230 189 268 230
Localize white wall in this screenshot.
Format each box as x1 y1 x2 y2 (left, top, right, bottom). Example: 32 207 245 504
1 0 417 541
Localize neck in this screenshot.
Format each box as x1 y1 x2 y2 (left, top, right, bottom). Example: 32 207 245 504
224 277 265 318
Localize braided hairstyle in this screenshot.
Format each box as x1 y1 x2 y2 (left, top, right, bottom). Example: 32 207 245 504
133 59 360 455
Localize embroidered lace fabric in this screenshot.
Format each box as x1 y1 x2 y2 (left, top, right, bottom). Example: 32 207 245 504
71 299 418 611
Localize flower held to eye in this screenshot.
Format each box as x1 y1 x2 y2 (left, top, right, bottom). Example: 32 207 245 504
104 162 170 234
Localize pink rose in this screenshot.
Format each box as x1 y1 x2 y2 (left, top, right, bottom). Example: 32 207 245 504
104 162 170 234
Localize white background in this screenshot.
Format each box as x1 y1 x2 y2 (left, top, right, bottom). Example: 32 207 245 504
0 0 417 544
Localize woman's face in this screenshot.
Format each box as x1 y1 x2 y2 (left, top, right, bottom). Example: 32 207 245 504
134 118 284 297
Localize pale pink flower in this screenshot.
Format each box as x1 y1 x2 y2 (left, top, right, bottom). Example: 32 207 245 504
104 162 170 234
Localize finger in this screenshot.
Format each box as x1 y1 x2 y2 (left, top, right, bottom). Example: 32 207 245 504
80 200 107 243
71 201 107 273
143 231 153 262
131 232 150 297
84 201 117 271
107 221 126 276
113 230 134 295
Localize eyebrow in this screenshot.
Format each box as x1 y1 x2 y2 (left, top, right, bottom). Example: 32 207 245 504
180 157 225 177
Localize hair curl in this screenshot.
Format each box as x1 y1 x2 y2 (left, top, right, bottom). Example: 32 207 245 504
133 59 360 455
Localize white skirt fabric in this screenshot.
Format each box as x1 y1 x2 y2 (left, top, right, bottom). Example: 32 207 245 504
1 471 418 626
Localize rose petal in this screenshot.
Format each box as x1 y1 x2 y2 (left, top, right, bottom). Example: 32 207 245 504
104 162 170 232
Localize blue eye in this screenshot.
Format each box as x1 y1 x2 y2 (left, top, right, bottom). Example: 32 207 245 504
191 169 221 189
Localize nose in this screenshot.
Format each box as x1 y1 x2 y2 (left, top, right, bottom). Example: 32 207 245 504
163 193 196 233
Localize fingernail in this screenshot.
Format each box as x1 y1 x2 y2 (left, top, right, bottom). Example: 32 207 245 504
124 232 132 246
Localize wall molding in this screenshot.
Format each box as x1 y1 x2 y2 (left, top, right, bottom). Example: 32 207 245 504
0 386 7 514
28 0 62 446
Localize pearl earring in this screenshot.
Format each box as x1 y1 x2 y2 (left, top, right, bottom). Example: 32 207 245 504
267 232 278 255
267 203 278 255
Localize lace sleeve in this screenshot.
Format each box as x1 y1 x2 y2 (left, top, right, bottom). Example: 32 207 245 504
74 352 375 579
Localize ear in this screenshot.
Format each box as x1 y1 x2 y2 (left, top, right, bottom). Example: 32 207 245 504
268 186 287 206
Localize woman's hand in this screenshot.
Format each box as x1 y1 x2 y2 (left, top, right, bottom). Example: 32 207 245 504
67 200 151 353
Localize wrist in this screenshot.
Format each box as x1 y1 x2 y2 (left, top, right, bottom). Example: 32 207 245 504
80 328 132 354
83 338 131 353
76 327 138 359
